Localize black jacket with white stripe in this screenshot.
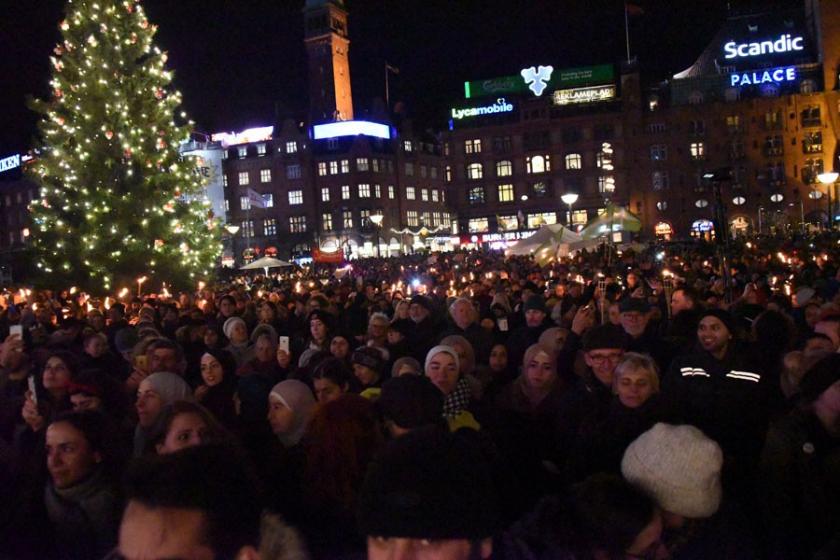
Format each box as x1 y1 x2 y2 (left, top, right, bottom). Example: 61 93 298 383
662 343 774 465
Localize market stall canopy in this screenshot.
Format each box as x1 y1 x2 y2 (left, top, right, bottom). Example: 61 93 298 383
240 256 294 276
506 224 583 263
580 205 642 240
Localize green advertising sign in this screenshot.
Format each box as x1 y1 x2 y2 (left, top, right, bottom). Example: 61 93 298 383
464 64 614 98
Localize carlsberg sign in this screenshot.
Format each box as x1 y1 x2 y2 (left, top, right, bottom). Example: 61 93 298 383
724 34 805 59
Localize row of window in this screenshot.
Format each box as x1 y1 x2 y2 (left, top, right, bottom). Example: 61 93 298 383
456 126 616 156
465 177 616 205
466 210 589 233
645 107 820 136
233 183 448 210
231 141 298 160
238 209 454 238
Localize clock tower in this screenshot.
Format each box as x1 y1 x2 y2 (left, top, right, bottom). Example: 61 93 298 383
304 0 354 123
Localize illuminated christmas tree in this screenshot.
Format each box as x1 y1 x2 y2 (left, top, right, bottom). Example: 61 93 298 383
28 0 220 292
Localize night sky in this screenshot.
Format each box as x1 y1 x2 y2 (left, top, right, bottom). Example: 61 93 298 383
0 0 804 155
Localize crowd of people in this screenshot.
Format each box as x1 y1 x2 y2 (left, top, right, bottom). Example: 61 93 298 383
0 233 838 559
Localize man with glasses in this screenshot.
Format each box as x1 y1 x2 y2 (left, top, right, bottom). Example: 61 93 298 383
553 324 628 477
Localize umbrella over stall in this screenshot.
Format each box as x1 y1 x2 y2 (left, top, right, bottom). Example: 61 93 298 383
239 256 294 277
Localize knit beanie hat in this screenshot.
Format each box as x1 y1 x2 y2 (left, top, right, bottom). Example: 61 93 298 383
351 346 385 373
250 323 278 346
144 372 193 405
582 324 628 351
424 345 460 374
798 354 840 403
523 295 546 313
223 317 247 340
358 426 500 540
621 423 723 519
697 309 736 335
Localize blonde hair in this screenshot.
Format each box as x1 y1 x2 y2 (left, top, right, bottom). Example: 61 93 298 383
521 343 558 375
612 352 660 393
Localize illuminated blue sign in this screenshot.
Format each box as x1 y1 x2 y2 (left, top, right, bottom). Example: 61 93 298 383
450 98 514 120
0 154 21 173
312 120 391 140
730 66 796 87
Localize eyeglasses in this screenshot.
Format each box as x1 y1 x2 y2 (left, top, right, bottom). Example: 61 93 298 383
587 353 623 363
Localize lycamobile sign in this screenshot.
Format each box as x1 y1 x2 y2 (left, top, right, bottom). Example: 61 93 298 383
451 98 514 120
464 64 613 98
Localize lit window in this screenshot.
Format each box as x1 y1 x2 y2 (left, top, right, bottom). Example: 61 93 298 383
565 153 582 170
224 199 229 212
237 146 247 159
240 196 250 210
467 163 483 180
288 190 303 205
256 143 266 156
329 161 339 174
404 140 413 152
732 196 746 205
372 159 380 173
421 189 429 201
650 145 667 161
260 169 271 183
290 216 307 233
388 185 395 199
321 187 330 202
358 184 371 198
498 184 514 202
652 171 669 190
695 199 709 208
343 210 354 229
357 158 369 171
690 142 705 160
360 209 371 223
445 165 452 182
431 189 439 202
496 160 513 176
341 185 350 200
263 219 276 236
263 193 274 208
468 186 485 205
465 139 482 154
598 176 616 194
527 212 556 228
422 212 431 225
238 171 249 185
405 163 414 176
341 159 350 173
322 213 333 231
318 162 328 176
468 218 489 233
498 215 517 231
374 184 381 198
526 154 550 174
532 181 548 197
406 187 416 200
223 175 228 188
407 210 419 226
286 141 298 153
656 201 668 211
286 164 301 179
770 193 784 203
241 220 254 237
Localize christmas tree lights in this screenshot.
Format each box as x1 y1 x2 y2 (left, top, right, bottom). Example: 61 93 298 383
29 0 221 292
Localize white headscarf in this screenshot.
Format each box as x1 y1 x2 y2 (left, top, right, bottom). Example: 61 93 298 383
269 380 316 447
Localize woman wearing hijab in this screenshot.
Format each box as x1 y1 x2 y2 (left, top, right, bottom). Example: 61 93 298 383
424 345 480 431
133 372 192 456
264 380 316 525
194 349 239 431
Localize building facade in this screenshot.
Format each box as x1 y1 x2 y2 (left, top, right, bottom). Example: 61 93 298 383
444 0 840 243
221 0 453 263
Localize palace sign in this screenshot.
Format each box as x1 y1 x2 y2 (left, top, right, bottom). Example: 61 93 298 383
723 34 805 59
729 66 796 87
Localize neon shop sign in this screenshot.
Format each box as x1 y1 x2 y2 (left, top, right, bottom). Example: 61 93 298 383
723 34 804 59
450 98 514 120
730 66 796 87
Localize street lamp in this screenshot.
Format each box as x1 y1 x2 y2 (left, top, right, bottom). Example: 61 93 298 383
224 224 240 267
369 213 384 258
561 192 579 230
817 171 838 229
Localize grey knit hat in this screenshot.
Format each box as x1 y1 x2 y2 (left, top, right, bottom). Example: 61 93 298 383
621 423 723 519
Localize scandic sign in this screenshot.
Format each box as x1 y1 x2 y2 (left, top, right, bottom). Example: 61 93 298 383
723 34 805 59
464 64 614 98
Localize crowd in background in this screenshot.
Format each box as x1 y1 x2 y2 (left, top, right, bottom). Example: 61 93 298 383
0 232 838 559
